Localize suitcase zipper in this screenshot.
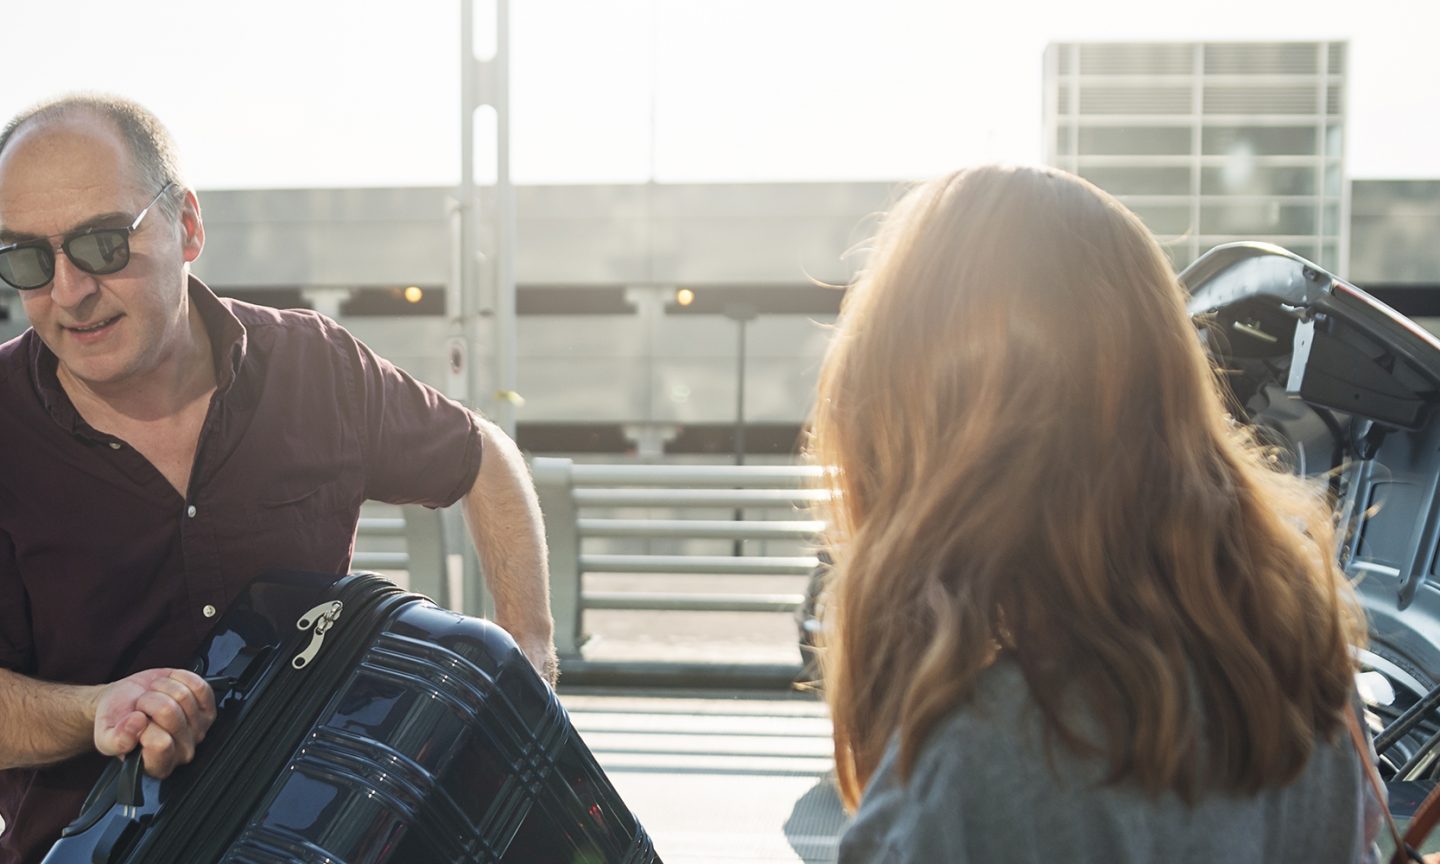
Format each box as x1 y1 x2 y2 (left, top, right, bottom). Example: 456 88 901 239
291 600 344 669
137 574 413 864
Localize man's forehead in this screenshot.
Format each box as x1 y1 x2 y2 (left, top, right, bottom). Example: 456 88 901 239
0 115 141 233
3 112 137 175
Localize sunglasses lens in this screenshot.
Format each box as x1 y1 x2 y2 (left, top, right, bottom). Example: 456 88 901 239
0 244 55 290
65 231 129 275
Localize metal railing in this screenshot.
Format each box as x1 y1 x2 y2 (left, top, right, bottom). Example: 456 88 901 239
533 458 827 683
352 503 450 606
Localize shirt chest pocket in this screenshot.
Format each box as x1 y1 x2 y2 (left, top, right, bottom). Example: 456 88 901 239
243 474 363 573
256 476 352 526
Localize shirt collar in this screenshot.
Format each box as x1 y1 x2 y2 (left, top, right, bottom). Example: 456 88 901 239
28 275 249 435
190 275 248 394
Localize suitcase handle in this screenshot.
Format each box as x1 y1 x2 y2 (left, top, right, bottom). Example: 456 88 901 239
113 674 238 810
91 754 146 864
115 750 144 809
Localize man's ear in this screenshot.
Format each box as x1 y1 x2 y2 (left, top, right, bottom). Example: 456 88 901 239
178 188 204 263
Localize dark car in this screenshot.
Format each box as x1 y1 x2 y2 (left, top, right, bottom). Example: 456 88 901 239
1183 242 1440 788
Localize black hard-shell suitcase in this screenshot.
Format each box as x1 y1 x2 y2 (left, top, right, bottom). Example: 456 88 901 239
44 571 660 864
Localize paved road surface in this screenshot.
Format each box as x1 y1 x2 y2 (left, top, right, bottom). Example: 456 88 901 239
561 688 850 863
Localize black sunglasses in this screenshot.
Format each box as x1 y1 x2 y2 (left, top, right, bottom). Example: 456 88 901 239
0 183 175 291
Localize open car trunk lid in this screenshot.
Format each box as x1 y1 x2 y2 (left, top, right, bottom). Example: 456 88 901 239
1184 242 1440 709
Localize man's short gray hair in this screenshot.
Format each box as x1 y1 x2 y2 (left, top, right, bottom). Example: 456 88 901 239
0 93 187 220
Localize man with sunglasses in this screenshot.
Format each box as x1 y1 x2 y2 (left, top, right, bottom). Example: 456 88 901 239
0 95 557 863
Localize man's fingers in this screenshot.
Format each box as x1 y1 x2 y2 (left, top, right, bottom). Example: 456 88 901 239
92 667 218 765
96 710 148 757
166 669 217 720
119 711 148 744
135 690 190 738
145 675 208 739
138 723 184 779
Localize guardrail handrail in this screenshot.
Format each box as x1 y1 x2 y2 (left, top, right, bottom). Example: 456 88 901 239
570 463 824 486
532 457 828 677
573 488 829 508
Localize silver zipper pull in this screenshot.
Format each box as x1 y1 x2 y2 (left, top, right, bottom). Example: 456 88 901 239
292 600 344 669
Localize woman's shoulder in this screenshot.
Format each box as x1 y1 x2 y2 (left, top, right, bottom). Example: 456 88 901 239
837 662 1042 863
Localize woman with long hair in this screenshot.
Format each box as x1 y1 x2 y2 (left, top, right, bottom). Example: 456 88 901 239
810 165 1378 862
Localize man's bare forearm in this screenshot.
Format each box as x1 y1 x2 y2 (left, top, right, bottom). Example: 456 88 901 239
0 668 101 770
462 417 557 682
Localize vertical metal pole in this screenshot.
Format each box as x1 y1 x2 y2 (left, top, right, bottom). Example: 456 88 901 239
459 0 516 437
732 316 747 556
724 304 758 467
531 458 582 658
458 0 519 617
459 0 478 404
725 304 756 556
494 0 518 437
456 0 486 618
735 316 747 467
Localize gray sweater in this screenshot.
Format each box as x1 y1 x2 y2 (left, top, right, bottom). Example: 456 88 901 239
838 660 1378 863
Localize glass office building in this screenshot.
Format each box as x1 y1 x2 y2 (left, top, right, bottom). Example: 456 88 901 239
1044 41 1347 272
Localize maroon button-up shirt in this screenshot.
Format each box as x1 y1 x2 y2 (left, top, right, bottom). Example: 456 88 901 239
0 278 483 863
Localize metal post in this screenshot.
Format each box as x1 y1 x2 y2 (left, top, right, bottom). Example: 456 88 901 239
455 0 486 620
724 304 757 555
493 0 518 437
732 316 746 556
724 304 758 464
457 0 519 617
459 0 480 406
401 505 448 606
459 0 517 436
531 457 583 658
735 316 747 467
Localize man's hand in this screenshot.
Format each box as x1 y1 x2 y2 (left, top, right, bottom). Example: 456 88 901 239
93 668 216 779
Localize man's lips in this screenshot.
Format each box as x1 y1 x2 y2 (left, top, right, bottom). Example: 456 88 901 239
62 315 122 335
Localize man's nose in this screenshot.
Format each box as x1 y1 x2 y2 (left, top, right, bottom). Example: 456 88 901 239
49 251 99 308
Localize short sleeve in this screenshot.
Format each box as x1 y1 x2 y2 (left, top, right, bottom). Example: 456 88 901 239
0 530 34 673
329 321 484 507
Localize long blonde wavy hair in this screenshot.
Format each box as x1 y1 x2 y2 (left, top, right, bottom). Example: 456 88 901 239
809 165 1366 810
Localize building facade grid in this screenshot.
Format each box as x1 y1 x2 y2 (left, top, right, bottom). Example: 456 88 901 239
1043 41 1348 273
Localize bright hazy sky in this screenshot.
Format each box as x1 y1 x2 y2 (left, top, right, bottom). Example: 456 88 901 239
1 0 1434 189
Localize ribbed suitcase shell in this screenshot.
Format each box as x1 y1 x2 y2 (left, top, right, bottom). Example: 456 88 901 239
45 571 659 864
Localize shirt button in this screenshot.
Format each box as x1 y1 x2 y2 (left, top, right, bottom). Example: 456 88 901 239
202 604 217 618
109 442 122 450
186 505 197 518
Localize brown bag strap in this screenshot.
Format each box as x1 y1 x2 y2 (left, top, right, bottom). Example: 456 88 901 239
1344 708 1415 862
1402 779 1440 862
